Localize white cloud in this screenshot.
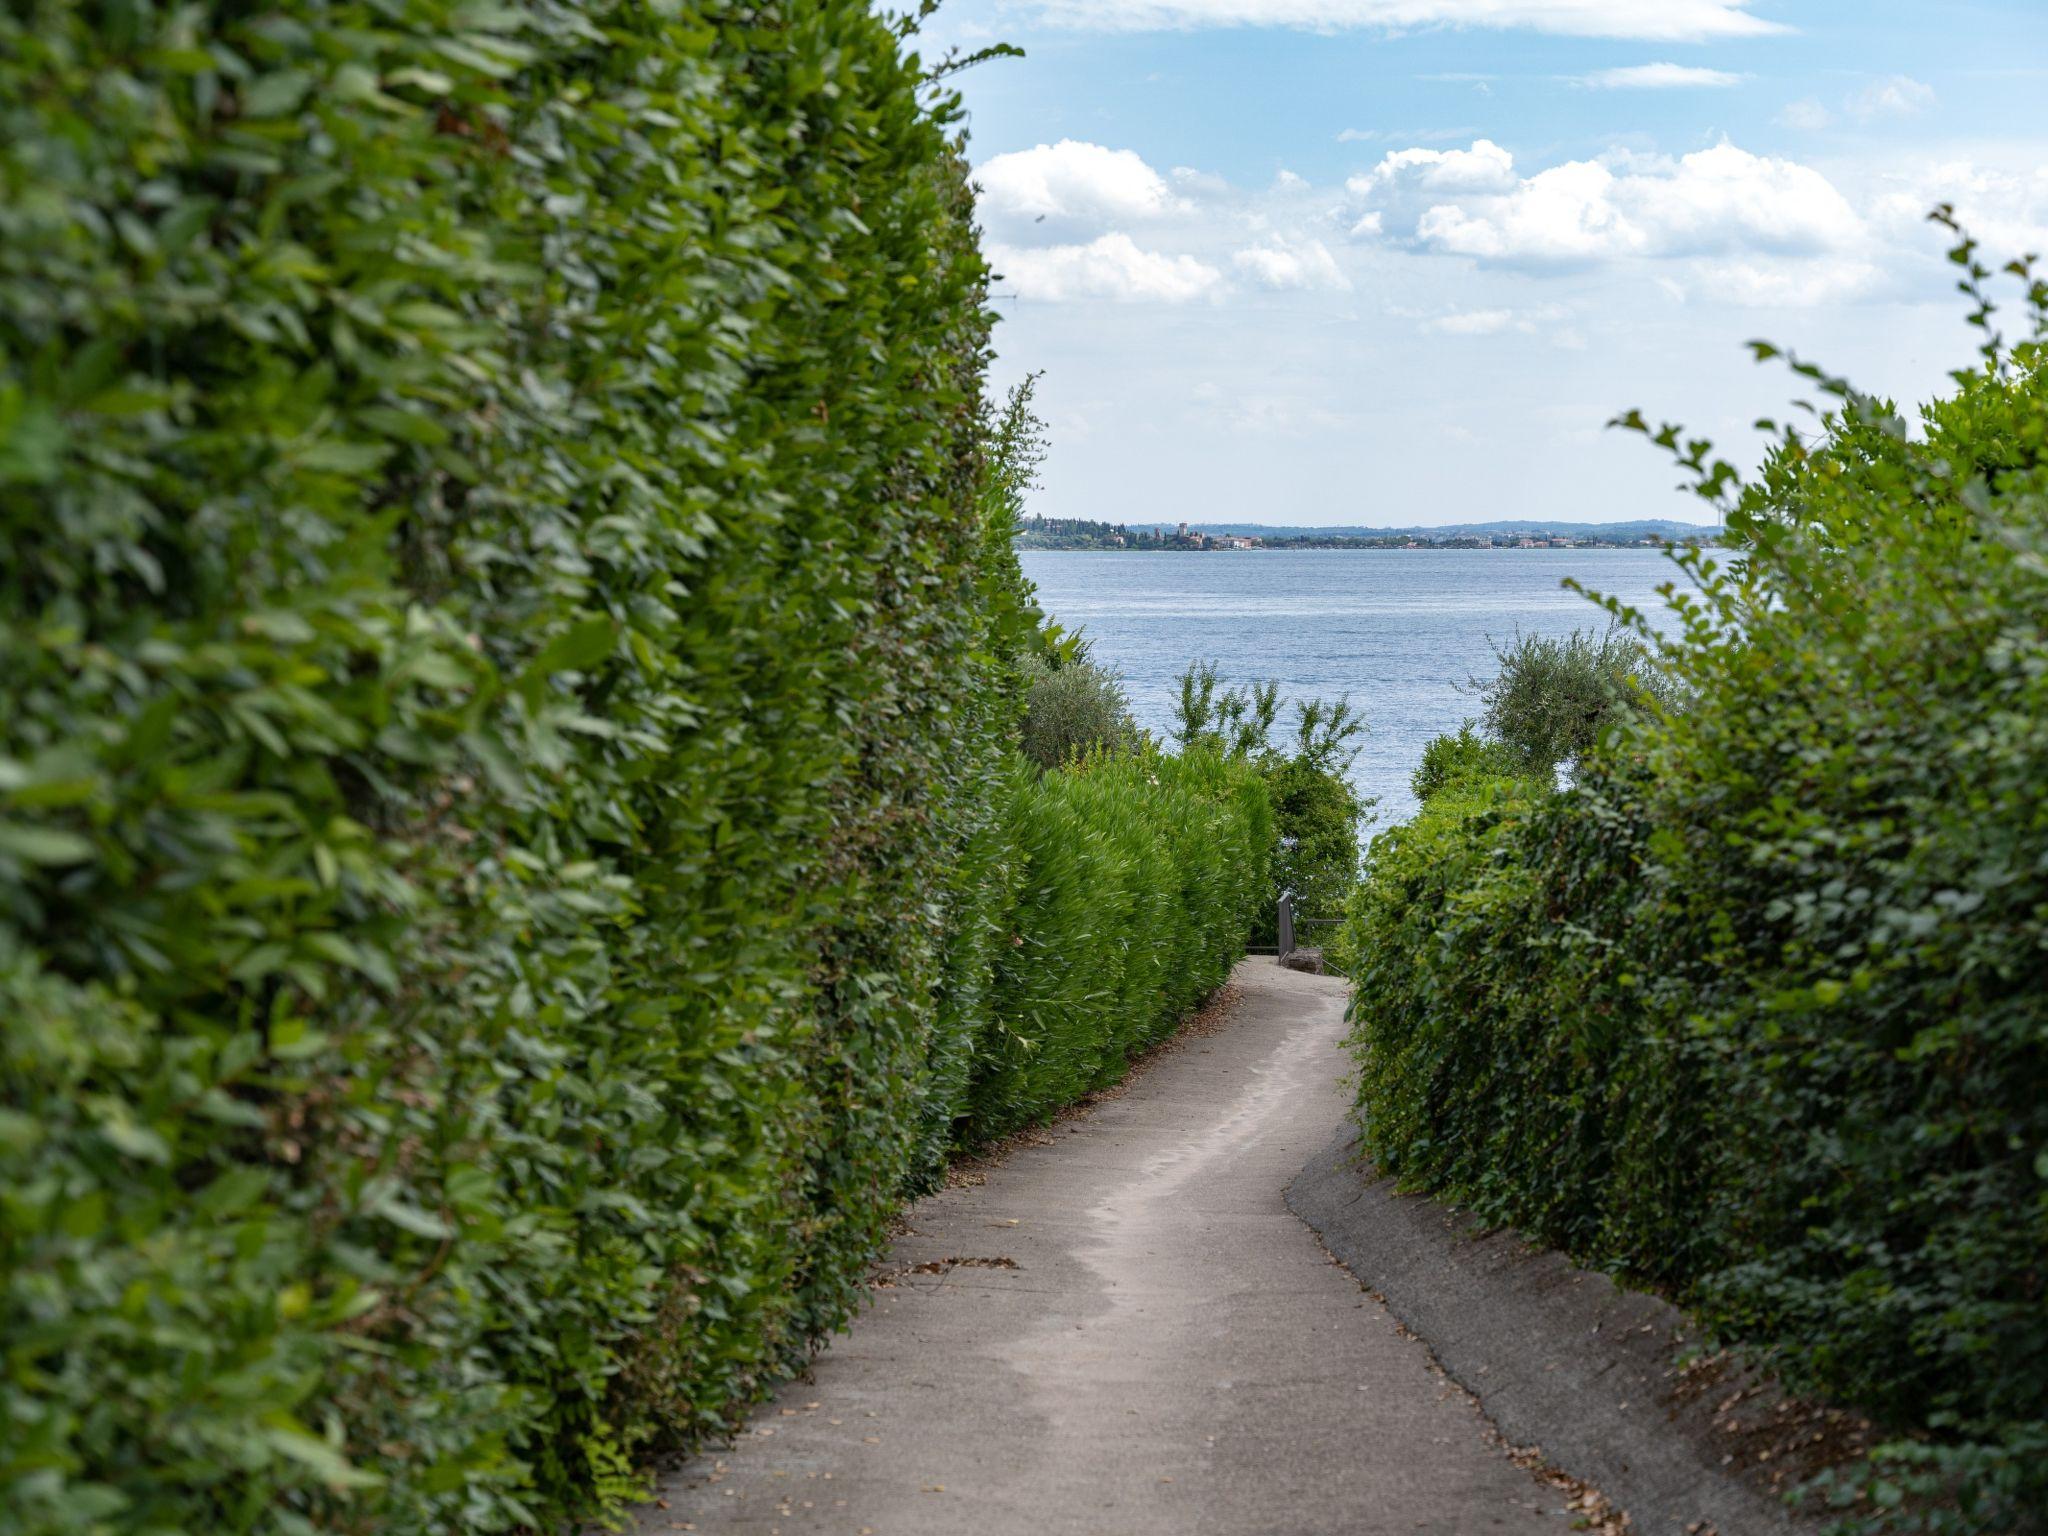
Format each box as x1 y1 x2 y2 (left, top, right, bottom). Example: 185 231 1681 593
1691 258 1883 305
1365 140 1863 265
1017 0 1785 40
1577 62 1744 89
1337 124 1481 144
1424 307 1518 333
990 234 1225 303
1868 160 2048 265
1170 165 1234 197
1353 138 1517 193
1419 302 1573 335
1777 78 1935 132
1848 75 1935 121
977 140 1179 224
1233 237 1352 290
1777 97 1832 130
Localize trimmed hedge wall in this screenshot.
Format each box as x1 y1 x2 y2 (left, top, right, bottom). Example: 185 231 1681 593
1335 277 2048 1531
967 747 1275 1139
1 7 1273 1532
0 3 1015 1532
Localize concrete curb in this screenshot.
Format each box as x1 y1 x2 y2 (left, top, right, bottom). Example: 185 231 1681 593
1288 1130 1818 1536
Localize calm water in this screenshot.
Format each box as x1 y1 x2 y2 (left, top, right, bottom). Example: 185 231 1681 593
1020 547 1686 825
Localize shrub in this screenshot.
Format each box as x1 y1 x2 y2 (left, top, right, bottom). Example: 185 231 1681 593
1266 756 1366 928
1340 232 2048 1533
1410 723 1521 805
1474 625 1679 776
1018 654 1141 770
1172 665 1366 937
0 4 1005 1532
968 747 1274 1139
0 19 1276 1527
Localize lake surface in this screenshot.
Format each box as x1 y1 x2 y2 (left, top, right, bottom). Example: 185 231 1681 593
1020 547 1687 826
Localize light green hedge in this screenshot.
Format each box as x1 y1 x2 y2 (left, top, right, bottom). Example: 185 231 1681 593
967 748 1275 1139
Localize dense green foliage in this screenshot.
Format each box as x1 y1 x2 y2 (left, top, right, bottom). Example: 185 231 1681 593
963 747 1274 1138
1018 653 1140 770
1338 247 2048 1532
1173 665 1368 935
0 7 1273 1535
1472 625 1679 777
1408 723 1521 805
1264 756 1365 930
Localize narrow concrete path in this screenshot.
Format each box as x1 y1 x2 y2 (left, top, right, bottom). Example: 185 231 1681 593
643 959 1571 1535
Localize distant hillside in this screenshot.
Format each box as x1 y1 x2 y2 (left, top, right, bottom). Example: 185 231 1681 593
1127 519 1713 541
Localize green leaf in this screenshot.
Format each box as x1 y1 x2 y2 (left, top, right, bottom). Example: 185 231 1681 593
0 823 96 865
517 617 617 705
262 1423 385 1490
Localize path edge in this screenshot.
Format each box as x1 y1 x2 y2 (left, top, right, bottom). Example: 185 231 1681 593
1288 1129 1818 1536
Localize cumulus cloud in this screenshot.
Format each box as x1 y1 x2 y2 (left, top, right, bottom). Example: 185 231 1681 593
1016 0 1785 41
990 234 1225 303
1577 62 1744 89
1361 140 1863 265
1776 77 1935 131
1233 237 1351 290
1848 75 1935 120
1690 258 1883 306
1868 160 2048 263
1352 138 1516 193
1424 307 1518 333
1420 303 1574 335
1777 97 1832 130
1170 165 1234 197
977 140 1179 225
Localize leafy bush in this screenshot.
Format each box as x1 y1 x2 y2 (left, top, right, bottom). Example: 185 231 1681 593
1266 756 1366 931
1410 723 1522 805
0 17 1274 1526
1018 654 1141 770
1173 665 1367 938
966 747 1274 1139
1473 625 1679 777
0 3 1014 1532
1340 234 2048 1533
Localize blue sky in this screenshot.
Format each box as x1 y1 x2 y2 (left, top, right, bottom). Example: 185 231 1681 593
915 1 2048 526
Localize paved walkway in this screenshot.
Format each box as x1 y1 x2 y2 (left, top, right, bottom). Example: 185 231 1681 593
644 959 1569 1536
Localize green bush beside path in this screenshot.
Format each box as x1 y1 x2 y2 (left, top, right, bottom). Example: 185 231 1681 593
0 6 1272 1533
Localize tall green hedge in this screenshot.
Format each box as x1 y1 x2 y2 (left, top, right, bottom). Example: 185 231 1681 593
0 3 1005 1531
1336 255 2048 1532
966 747 1274 1139
0 10 1275 1531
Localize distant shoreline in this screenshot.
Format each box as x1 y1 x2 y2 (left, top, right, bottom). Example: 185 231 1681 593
1016 539 1715 552
1013 516 1720 553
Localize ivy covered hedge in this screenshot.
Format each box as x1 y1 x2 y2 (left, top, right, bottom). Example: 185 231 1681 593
1335 249 2047 1533
0 3 1252 1533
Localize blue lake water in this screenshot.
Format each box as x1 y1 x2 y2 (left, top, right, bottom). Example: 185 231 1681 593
1019 547 1687 826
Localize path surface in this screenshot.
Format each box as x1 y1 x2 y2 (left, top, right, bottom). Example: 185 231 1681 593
644 960 1571 1535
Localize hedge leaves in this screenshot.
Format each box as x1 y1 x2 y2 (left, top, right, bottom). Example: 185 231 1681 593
1337 246 2048 1533
1 4 1251 1534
